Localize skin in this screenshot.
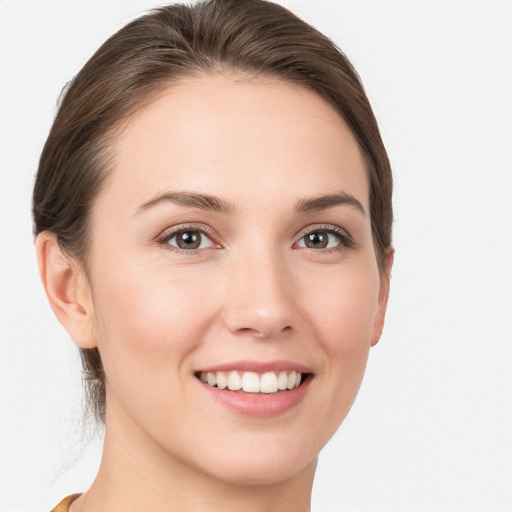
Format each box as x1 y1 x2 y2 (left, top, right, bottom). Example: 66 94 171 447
36 74 392 512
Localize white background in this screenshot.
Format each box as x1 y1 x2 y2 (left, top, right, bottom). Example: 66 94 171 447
1 1 511 511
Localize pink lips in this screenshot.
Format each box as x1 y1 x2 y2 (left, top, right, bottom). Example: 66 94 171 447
197 359 313 374
196 360 313 418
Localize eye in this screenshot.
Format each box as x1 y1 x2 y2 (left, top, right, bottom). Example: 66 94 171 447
295 226 354 251
160 228 218 251
297 231 339 249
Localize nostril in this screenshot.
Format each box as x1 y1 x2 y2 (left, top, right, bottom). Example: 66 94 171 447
235 324 293 338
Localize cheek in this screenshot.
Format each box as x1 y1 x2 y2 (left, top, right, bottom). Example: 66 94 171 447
304 259 380 352
89 258 219 398
302 260 380 422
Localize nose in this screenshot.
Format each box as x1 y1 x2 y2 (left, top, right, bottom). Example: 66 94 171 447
221 249 297 339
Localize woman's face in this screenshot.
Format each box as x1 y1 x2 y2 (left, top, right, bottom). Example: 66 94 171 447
83 75 390 484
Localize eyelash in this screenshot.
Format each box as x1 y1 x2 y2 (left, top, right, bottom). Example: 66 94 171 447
157 223 355 254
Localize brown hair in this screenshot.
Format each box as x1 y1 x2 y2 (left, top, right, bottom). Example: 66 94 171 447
33 0 393 424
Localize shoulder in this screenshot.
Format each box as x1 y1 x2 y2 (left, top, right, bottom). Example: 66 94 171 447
50 494 82 512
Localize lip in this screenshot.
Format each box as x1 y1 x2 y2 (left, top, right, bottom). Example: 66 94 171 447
196 359 313 374
195 361 314 418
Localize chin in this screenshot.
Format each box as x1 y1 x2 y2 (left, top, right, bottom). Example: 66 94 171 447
188 434 320 487
209 455 316 487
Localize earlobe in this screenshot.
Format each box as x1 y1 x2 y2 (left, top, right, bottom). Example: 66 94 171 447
35 231 97 349
371 248 394 347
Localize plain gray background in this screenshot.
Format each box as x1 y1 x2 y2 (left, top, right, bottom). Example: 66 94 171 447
1 1 511 510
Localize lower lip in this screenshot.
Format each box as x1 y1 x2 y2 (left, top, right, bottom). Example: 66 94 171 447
198 375 312 418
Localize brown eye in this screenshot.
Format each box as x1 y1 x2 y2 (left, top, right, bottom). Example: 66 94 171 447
296 228 349 251
166 230 214 250
176 231 201 249
304 232 329 249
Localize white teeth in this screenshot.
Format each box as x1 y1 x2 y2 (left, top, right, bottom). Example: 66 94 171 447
216 371 228 389
227 371 242 390
260 372 278 393
199 370 305 393
242 372 260 392
287 370 297 390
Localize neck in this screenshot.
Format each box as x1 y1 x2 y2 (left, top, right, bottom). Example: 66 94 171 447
72 400 317 512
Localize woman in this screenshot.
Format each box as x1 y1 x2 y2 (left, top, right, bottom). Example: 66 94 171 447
33 0 393 510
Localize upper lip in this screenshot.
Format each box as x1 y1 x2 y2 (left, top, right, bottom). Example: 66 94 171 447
196 360 313 374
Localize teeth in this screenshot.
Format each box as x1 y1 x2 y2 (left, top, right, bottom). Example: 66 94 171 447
207 372 216 387
277 372 288 390
287 370 297 390
242 372 260 392
199 370 305 393
216 371 228 389
260 372 278 393
227 371 242 390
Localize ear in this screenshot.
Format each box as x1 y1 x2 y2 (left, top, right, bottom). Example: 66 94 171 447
35 231 97 349
371 248 394 347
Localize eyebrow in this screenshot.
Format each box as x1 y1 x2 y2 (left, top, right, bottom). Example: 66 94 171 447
136 191 236 215
295 192 366 216
135 190 365 216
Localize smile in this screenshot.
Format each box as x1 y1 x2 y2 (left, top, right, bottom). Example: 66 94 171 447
195 361 313 417
198 370 304 393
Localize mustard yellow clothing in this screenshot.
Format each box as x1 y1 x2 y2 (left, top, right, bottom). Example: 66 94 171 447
50 494 81 512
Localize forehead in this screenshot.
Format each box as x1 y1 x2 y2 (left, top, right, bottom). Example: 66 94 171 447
103 74 369 212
